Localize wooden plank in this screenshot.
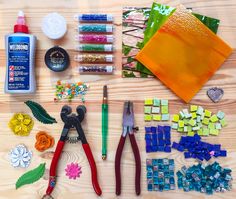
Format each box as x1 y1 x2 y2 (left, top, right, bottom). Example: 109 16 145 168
0 0 235 198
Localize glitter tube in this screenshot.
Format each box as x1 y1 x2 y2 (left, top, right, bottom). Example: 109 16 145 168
75 54 113 63
76 44 113 52
75 14 113 22
78 24 113 33
76 34 114 43
79 65 114 74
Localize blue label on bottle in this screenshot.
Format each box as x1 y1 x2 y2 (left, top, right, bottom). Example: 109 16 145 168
8 36 30 90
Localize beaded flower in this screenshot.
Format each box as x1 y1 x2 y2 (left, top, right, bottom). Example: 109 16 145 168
35 131 55 152
65 163 82 179
8 113 34 136
9 144 32 168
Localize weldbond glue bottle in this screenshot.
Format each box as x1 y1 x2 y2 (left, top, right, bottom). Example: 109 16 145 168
5 11 36 93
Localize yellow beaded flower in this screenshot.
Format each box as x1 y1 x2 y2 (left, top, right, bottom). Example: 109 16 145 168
8 113 34 136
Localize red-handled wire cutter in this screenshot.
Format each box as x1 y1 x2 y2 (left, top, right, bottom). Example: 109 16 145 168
115 101 141 196
43 105 102 198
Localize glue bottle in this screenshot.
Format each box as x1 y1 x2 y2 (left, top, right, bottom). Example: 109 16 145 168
5 11 37 93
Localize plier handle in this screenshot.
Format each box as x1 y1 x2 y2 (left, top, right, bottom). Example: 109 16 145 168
115 101 141 195
44 105 102 198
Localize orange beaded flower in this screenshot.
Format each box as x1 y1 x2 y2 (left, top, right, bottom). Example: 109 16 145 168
35 131 54 152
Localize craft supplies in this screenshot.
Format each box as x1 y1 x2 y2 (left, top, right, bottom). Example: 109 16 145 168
35 131 55 152
78 24 113 33
207 87 224 103
172 134 227 161
146 159 175 191
75 54 113 63
76 44 113 52
5 11 36 93
135 6 232 103
44 105 102 197
65 163 82 180
41 13 67 40
177 162 233 194
122 3 220 78
10 144 32 168
122 7 151 78
115 101 141 196
102 85 108 160
171 105 226 136
76 14 113 22
54 81 89 102
79 65 114 75
44 46 70 72
8 113 34 136
145 126 171 153
144 98 169 122
76 34 113 43
16 163 46 189
75 14 114 76
25 100 57 124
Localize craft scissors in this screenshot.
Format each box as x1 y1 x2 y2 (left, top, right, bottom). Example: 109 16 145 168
115 101 141 195
43 105 102 198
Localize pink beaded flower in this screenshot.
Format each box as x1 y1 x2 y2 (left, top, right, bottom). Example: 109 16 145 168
65 163 82 179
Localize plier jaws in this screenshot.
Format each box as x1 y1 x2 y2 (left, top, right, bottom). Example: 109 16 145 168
115 101 141 196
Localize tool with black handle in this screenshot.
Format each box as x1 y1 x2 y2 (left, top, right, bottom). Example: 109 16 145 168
43 105 102 198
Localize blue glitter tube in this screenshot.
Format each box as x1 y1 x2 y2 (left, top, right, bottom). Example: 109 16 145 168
78 24 113 33
75 14 113 22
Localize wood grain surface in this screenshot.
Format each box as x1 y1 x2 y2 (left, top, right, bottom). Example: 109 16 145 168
0 0 236 199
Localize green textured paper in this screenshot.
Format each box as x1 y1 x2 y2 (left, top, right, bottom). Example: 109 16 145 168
192 13 220 34
136 3 176 75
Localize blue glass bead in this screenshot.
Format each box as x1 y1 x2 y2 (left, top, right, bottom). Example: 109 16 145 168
164 146 171 152
172 142 179 149
151 126 157 133
164 125 171 132
147 184 153 191
219 150 227 157
145 127 151 133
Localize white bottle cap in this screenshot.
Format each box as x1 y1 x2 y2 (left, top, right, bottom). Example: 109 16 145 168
41 12 67 40
105 55 113 62
106 35 114 43
106 25 113 33
104 44 113 52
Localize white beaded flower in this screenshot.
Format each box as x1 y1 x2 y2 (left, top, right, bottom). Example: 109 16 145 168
9 144 32 168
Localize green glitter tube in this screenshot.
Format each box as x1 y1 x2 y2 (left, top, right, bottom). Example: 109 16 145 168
78 24 113 33
76 44 113 52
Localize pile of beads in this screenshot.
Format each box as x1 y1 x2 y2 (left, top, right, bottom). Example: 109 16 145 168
146 158 175 191
75 14 114 74
172 134 227 161
177 162 233 194
172 105 226 136
54 80 89 102
144 98 169 121
145 126 171 153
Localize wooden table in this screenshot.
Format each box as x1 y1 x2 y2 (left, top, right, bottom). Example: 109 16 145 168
0 0 235 198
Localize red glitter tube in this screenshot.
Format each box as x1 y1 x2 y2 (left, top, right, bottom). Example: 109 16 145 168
76 34 114 43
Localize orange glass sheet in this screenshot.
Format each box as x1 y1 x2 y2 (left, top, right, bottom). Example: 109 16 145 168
135 6 232 103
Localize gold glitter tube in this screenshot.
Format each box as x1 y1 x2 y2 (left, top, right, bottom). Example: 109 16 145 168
74 54 113 63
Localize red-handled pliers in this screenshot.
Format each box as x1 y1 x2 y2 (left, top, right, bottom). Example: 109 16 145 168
115 101 141 196
43 105 102 198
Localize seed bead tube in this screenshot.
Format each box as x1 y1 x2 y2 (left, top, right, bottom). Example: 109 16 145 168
76 34 114 43
76 44 113 52
75 14 113 22
78 24 113 33
79 65 114 74
75 54 113 63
